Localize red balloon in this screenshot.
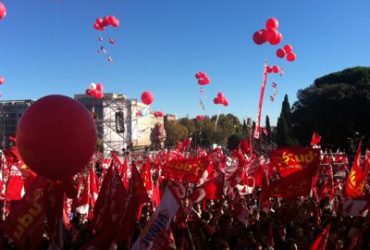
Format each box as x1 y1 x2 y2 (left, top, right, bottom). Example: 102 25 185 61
96 18 104 26
141 91 154 105
196 115 205 121
276 48 286 58
286 52 296 62
217 92 224 98
263 28 279 43
213 98 219 104
95 91 104 99
195 72 205 79
223 98 229 106
266 17 279 30
0 2 7 20
252 30 266 45
154 111 164 118
96 83 103 92
197 77 210 85
0 76 5 85
111 17 120 28
266 66 272 73
16 95 97 180
272 65 280 73
269 31 282 45
284 44 293 53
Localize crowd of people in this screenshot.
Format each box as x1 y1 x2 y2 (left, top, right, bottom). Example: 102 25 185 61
0 145 369 250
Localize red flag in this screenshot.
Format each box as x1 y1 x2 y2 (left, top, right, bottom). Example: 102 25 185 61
141 157 153 194
311 131 321 146
310 223 331 250
344 143 369 198
45 182 65 249
267 223 274 247
75 172 89 215
92 164 127 234
4 166 24 201
162 157 209 183
88 166 99 220
316 164 335 201
268 148 320 199
132 187 180 250
120 157 129 189
190 174 224 203
132 163 150 207
114 164 150 241
1 176 48 250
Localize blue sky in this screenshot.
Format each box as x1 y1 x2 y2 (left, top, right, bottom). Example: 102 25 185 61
1 0 370 125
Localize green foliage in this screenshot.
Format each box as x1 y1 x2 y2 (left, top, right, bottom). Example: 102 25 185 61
265 115 272 142
164 120 188 147
227 133 243 150
173 113 242 148
292 67 370 148
276 94 298 147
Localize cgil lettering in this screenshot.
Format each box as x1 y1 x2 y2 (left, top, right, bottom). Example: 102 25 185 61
280 150 317 165
13 200 43 240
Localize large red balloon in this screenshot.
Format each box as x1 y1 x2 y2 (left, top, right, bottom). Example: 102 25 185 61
0 76 5 85
16 95 97 180
266 18 279 30
252 30 266 45
141 91 154 105
0 2 6 20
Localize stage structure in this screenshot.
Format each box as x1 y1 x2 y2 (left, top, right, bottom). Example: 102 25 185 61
75 93 130 155
75 93 165 155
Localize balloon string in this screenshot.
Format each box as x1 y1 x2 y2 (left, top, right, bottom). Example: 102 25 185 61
215 110 221 131
199 87 206 112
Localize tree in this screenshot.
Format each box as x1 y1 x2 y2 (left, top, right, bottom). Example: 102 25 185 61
227 133 243 150
265 115 272 142
276 94 298 147
150 123 166 150
164 120 188 148
292 67 370 149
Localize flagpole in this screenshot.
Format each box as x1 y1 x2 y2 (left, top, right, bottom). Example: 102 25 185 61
254 63 269 140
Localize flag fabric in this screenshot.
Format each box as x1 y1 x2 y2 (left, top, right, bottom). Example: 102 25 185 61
92 164 127 234
75 172 89 215
161 157 209 183
3 166 25 201
311 132 321 146
141 157 153 194
1 176 48 250
131 187 180 250
344 143 369 199
45 182 65 250
310 223 331 250
190 174 224 203
114 164 150 241
268 148 320 199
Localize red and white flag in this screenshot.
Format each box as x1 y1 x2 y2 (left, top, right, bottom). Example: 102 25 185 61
311 131 321 146
132 187 180 250
190 174 224 203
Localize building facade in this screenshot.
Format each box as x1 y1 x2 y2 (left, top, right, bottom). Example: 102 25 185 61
0 100 34 148
0 94 165 154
